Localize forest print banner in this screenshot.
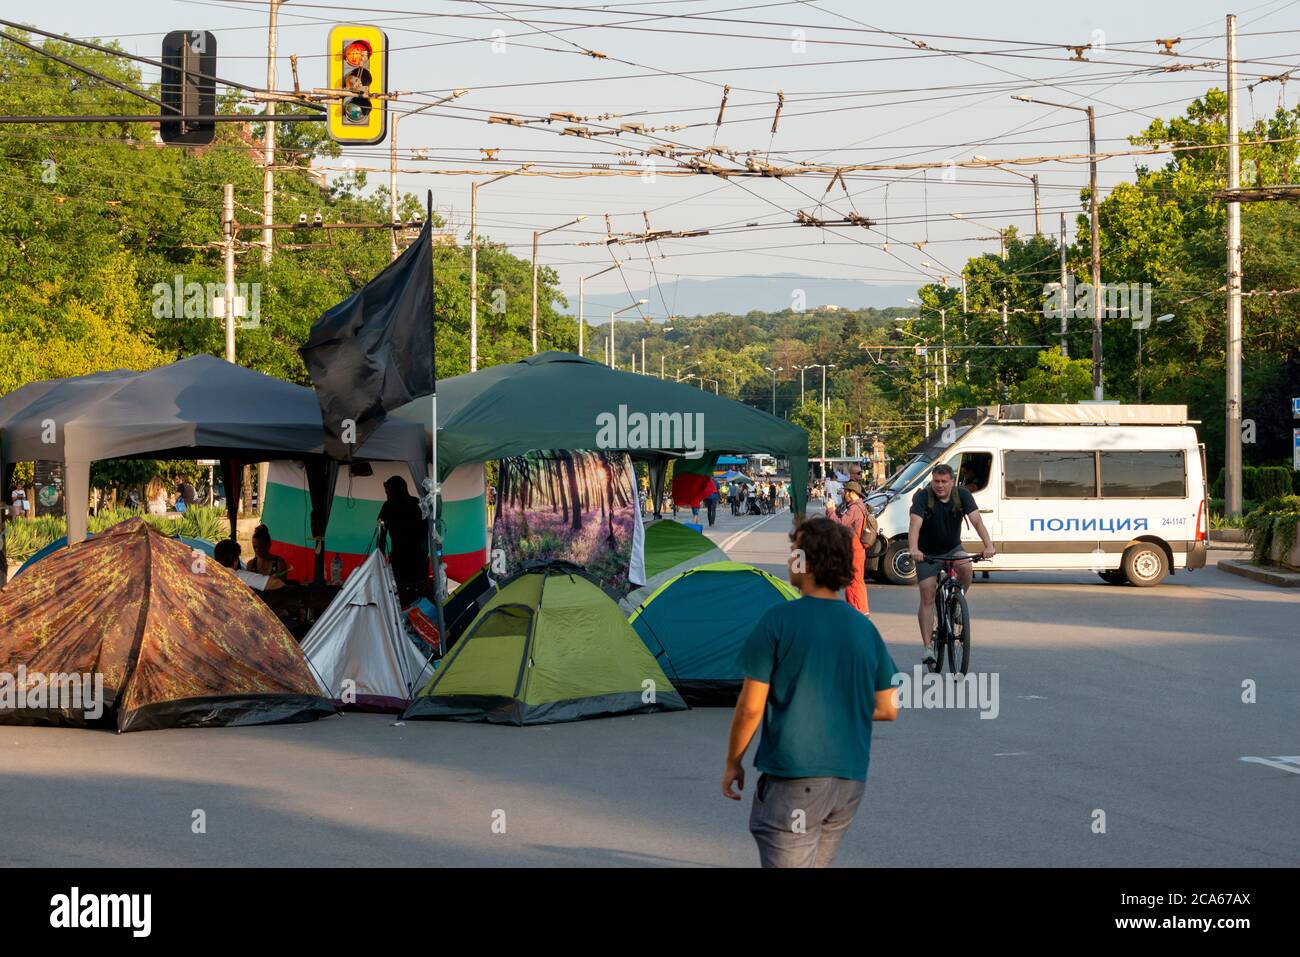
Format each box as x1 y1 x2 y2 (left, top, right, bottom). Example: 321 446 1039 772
492 450 642 594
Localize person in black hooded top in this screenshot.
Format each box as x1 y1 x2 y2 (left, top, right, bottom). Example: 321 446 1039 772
378 475 429 589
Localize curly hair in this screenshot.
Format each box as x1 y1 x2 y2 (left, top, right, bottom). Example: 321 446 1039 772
790 516 855 591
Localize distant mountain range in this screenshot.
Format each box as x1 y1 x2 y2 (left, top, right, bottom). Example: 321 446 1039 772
565 273 916 321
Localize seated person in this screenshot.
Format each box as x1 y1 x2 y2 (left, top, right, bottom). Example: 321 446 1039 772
246 524 290 583
215 537 283 591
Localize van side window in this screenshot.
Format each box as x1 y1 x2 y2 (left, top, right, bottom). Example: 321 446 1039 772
949 452 992 494
1100 450 1185 497
1004 451 1096 498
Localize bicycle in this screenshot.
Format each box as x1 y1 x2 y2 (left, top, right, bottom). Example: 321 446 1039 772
918 553 985 675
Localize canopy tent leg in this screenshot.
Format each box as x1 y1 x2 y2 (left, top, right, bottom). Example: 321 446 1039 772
648 454 668 519
0 459 12 583
428 391 447 649
65 459 91 545
219 458 242 545
305 459 339 584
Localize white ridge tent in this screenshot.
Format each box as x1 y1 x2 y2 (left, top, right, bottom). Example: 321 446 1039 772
300 550 435 712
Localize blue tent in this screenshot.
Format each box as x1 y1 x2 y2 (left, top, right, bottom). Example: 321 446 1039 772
17 533 216 577
627 561 798 705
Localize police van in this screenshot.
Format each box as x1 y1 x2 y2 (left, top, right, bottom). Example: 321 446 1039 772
867 404 1208 587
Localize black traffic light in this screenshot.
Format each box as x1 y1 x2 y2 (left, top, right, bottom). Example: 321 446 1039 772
160 31 216 146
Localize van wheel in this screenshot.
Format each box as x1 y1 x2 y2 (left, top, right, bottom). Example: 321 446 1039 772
882 539 917 585
1122 544 1168 587
1098 569 1128 585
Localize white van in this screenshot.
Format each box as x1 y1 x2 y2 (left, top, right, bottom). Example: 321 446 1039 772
867 404 1209 587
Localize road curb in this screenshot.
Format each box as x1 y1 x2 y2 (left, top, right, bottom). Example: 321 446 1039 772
1217 559 1300 588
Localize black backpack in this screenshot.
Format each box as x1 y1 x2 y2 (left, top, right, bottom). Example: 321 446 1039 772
924 484 967 523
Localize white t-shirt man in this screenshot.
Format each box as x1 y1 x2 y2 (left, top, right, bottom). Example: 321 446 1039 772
823 477 843 509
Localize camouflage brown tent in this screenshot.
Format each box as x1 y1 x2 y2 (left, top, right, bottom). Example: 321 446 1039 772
0 518 335 732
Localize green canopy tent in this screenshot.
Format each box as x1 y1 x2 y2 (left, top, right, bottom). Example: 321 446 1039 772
393 351 809 518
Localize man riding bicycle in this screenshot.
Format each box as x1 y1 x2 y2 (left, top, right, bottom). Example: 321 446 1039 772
907 464 995 668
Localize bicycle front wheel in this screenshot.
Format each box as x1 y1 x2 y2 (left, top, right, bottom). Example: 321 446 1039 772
947 589 970 675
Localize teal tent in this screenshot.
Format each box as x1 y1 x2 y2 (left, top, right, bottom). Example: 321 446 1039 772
628 561 799 705
620 519 727 614
393 352 809 516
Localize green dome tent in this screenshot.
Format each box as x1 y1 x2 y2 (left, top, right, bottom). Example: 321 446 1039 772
619 519 728 614
628 561 799 706
403 561 688 725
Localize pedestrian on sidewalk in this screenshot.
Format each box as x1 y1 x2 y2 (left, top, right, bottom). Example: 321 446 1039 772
705 481 720 527
826 479 875 615
722 516 899 867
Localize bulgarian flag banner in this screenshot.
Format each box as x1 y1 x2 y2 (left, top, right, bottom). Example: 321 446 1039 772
670 453 719 508
262 461 488 586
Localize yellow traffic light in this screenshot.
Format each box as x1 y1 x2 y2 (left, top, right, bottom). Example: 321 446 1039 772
327 24 388 144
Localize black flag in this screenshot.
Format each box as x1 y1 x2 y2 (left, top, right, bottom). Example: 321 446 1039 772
300 219 434 460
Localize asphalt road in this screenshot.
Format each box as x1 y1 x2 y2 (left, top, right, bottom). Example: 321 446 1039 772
3 507 1296 867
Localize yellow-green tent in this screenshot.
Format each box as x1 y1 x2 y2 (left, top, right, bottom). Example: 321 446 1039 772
403 561 687 725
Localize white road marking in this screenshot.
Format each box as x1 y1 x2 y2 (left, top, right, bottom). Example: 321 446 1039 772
716 509 786 555
1240 756 1300 775
994 752 1029 756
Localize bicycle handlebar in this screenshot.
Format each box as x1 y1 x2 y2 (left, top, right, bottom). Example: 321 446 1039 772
919 553 986 563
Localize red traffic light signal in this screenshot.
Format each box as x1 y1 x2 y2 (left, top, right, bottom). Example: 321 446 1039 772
343 40 370 67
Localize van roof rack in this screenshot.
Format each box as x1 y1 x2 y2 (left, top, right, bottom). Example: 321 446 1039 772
970 403 1194 425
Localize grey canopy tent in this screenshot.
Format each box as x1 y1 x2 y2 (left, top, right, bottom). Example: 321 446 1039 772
0 355 428 580
392 351 810 515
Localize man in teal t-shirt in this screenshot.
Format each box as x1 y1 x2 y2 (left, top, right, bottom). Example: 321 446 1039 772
723 516 900 867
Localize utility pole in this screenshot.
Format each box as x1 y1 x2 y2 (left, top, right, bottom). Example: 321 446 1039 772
1059 212 1069 357
939 307 948 386
1011 94 1101 391
1225 13 1244 517
223 183 236 362
1087 104 1102 400
923 351 931 434
820 365 828 465
470 182 480 371
641 336 646 374
1031 173 1041 237
261 0 282 266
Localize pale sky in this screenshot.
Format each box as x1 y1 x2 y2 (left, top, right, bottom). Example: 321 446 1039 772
25 0 1300 314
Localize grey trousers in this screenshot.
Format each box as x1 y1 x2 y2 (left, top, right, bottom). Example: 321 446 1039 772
748 773 866 868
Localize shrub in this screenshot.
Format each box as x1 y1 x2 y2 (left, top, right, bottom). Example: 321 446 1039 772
1255 467 1292 501
176 505 227 542
1243 495 1300 564
2 515 64 566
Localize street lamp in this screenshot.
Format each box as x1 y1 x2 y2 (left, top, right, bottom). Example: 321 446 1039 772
577 261 623 358
664 343 689 379
973 154 1041 237
609 300 647 369
803 364 836 467
389 89 468 259
950 213 1006 259
793 364 809 405
682 375 719 394
470 164 533 371
532 216 585 353
1012 93 1102 399
762 366 783 416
